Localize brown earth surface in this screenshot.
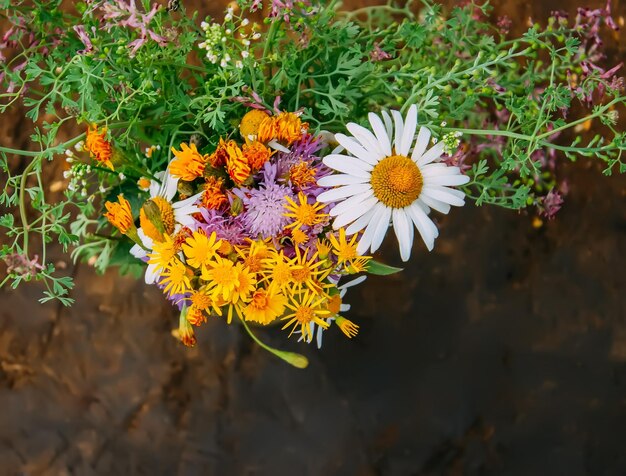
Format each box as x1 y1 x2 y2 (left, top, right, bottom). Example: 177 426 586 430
1 1 626 475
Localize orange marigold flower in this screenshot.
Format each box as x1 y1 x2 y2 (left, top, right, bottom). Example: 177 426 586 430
86 124 114 170
257 112 308 145
170 143 208 181
104 194 134 234
208 139 230 168
289 161 317 189
224 140 251 185
243 141 272 170
202 176 229 210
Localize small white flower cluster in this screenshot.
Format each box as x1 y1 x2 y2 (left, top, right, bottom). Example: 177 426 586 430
63 154 93 198
199 20 225 64
198 8 261 69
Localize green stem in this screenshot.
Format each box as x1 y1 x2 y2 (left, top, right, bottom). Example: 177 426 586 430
18 155 40 257
239 316 309 369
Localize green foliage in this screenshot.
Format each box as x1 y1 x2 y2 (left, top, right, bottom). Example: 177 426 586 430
0 0 624 304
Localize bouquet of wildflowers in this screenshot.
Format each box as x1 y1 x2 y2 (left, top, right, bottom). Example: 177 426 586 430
1 0 624 367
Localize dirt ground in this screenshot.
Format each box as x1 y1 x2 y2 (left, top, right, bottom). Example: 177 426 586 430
1 1 626 475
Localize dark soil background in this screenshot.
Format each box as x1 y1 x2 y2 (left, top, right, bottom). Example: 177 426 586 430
1 1 626 475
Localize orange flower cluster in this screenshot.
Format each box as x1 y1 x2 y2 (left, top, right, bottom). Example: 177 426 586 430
85 124 114 170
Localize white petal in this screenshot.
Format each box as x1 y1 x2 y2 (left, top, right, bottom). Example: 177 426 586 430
421 163 458 177
370 206 392 253
391 110 404 153
173 192 203 209
356 203 386 255
339 275 367 289
399 105 417 156
346 123 385 158
392 209 413 261
345 207 376 235
317 174 368 187
381 110 393 141
161 170 179 201
417 141 445 167
332 196 378 229
424 174 470 187
315 323 324 349
418 195 451 215
149 179 161 198
267 139 290 153
406 203 438 251
323 154 372 178
328 189 374 217
176 211 199 227
319 184 372 205
145 263 159 284
368 113 392 156
422 185 466 206
411 127 431 162
130 244 147 259
335 133 379 165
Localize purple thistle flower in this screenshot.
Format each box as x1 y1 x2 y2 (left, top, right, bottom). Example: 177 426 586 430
238 163 294 239
195 208 248 245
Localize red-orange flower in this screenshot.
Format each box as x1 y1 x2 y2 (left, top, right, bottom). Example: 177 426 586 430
243 140 272 170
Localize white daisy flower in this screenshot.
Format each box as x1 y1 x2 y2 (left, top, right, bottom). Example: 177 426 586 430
130 169 202 284
317 105 470 261
299 275 366 349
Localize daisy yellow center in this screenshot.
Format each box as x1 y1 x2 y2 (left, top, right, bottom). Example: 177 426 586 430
370 155 423 208
152 196 175 235
211 264 238 288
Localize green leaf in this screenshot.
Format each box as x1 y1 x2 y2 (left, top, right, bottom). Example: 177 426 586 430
366 260 403 276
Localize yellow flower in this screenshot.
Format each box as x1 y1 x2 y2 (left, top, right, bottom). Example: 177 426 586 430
170 142 208 181
235 239 270 274
104 194 134 234
328 228 359 264
182 231 222 270
260 250 297 291
239 109 270 142
230 265 257 306
243 286 288 325
187 288 221 324
335 316 359 338
291 228 309 246
283 192 328 230
86 124 113 170
281 290 331 339
201 256 240 301
147 234 177 270
345 256 371 274
315 238 331 260
289 246 332 295
160 258 192 296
